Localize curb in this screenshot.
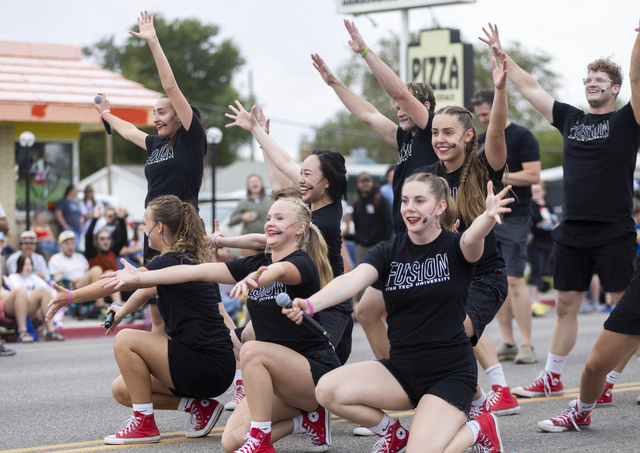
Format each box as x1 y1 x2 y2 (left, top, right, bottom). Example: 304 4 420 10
56 320 148 340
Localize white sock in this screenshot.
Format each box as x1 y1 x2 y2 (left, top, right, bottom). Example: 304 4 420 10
465 419 480 443
472 389 486 407
251 421 272 434
234 369 243 384
485 364 508 387
577 399 595 413
178 397 195 412
606 371 620 385
545 353 566 375
132 403 153 416
292 413 304 434
369 413 394 436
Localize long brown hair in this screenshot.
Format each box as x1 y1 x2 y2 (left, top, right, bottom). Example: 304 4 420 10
436 106 490 227
147 195 212 264
404 173 457 232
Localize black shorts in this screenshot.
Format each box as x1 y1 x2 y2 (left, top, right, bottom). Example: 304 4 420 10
465 268 508 345
316 307 353 365
168 340 235 399
604 254 640 336
553 239 636 293
379 358 476 414
303 347 342 385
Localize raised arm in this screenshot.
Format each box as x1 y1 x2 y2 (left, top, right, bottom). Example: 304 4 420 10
484 51 508 171
131 11 194 130
344 20 432 130
480 23 555 123
255 107 293 190
312 53 398 147
93 94 148 149
461 182 514 263
630 21 640 125
226 101 301 185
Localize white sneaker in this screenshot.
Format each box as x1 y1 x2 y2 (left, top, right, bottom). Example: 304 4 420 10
352 424 375 436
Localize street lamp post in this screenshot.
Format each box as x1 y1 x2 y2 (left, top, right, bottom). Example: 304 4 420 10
206 127 223 229
19 131 35 231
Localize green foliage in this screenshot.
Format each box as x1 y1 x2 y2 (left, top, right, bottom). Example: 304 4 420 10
80 15 248 178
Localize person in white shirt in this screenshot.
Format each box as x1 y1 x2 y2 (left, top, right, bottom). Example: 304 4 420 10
5 231 51 281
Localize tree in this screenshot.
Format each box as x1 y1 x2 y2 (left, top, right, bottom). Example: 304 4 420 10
311 35 565 169
80 15 247 178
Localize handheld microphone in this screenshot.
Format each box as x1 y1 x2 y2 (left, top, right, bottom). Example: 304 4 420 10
104 301 122 329
275 224 294 235
275 293 332 343
94 95 112 135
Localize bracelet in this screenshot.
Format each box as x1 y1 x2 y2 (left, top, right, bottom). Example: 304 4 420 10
66 288 73 306
212 232 224 247
305 298 315 317
361 46 370 58
254 278 259 285
100 109 111 119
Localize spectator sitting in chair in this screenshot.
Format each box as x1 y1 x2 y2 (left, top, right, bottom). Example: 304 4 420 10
48 231 107 308
4 231 51 281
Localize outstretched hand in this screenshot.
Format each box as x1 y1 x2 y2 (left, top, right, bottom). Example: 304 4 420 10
101 259 141 291
130 11 157 42
225 101 258 132
229 266 268 300
479 23 503 58
492 51 508 90
344 20 367 54
485 181 514 224
256 107 270 135
45 282 69 321
312 53 337 86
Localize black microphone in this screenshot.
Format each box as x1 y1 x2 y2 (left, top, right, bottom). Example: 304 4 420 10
601 87 607 93
161 114 176 127
94 95 112 135
275 224 294 235
104 301 122 329
275 293 332 343
451 141 459 149
307 177 325 191
422 206 438 223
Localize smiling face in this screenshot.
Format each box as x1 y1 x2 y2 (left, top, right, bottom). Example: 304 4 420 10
431 113 472 171
299 155 328 203
153 97 181 137
264 199 303 250
584 70 619 109
401 180 442 232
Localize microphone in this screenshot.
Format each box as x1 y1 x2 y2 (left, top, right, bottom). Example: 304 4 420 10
104 301 122 329
161 114 176 127
94 95 112 135
601 87 607 93
275 293 332 343
451 141 459 149
275 224 294 235
422 206 438 223
307 177 325 191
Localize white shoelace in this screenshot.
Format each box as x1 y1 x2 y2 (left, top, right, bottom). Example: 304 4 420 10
550 408 584 432
236 433 260 453
118 414 141 436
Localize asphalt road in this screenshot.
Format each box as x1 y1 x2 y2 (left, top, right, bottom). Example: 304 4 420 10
1 307 639 453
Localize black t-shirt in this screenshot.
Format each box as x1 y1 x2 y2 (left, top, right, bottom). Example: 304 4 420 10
392 117 439 234
479 123 540 217
530 202 558 247
311 200 344 278
362 231 476 373
225 250 334 355
311 200 352 314
416 151 506 276
145 253 231 352
552 101 640 222
352 189 393 246
144 111 207 207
